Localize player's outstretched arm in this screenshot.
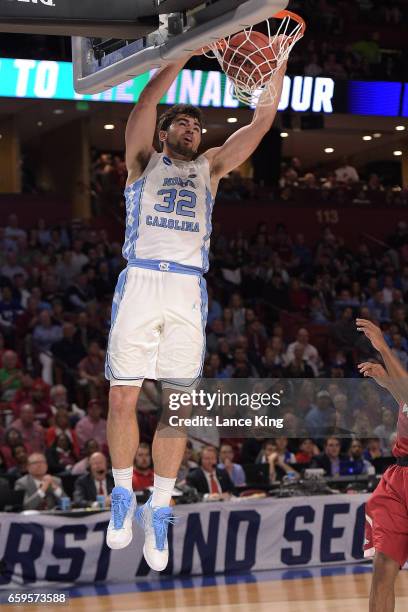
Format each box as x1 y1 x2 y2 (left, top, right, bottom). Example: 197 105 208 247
357 362 390 389
204 60 287 183
125 56 192 180
357 318 408 405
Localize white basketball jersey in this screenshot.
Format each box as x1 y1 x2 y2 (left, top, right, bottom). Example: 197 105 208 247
122 152 215 272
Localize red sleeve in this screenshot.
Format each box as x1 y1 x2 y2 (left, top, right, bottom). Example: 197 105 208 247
45 427 55 448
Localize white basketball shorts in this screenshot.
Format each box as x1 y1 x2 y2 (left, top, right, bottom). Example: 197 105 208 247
105 263 207 387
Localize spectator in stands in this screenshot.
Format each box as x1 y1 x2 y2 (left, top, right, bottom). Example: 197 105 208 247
229 293 246 334
75 398 107 453
305 391 335 438
9 403 45 453
0 448 7 475
218 443 246 487
5 214 26 242
207 289 223 326
132 442 154 490
284 345 315 378
285 328 321 376
15 452 66 510
331 306 358 351
75 311 104 350
295 438 319 464
46 407 80 457
381 275 396 306
1 250 27 281
275 437 296 464
0 350 23 401
263 273 290 311
311 436 346 476
232 345 258 377
363 437 384 461
0 286 24 330
373 407 396 453
335 157 360 184
65 273 95 312
177 440 198 484
333 392 351 431
352 31 381 68
45 433 77 474
32 309 63 385
55 250 78 290
206 319 226 354
389 332 408 368
366 172 384 191
348 439 374 474
256 439 298 482
7 444 28 479
207 353 228 379
29 379 52 426
367 290 389 323
51 325 87 399
261 338 285 377
1 428 29 469
78 341 106 399
71 439 100 475
49 383 85 421
392 305 408 338
187 446 235 496
73 452 114 508
11 372 34 413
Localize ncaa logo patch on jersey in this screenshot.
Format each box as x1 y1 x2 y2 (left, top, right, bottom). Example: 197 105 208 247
163 156 172 166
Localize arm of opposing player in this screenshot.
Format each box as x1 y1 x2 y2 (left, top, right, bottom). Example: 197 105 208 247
357 318 408 404
125 57 192 175
205 62 287 181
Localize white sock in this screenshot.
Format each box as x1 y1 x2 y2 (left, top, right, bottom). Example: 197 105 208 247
112 467 134 493
151 474 176 508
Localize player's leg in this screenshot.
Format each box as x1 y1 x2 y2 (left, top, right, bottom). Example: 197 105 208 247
108 385 140 469
136 273 206 570
365 466 408 611
105 267 161 549
369 552 399 612
106 385 141 549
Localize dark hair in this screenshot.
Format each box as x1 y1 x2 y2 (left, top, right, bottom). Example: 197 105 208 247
54 432 73 451
157 104 203 134
12 444 27 458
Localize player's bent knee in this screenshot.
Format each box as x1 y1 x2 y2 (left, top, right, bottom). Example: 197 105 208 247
109 385 140 414
373 552 399 579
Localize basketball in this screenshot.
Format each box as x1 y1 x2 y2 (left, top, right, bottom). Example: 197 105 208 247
221 30 276 85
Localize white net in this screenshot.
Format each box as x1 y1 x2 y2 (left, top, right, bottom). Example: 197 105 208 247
204 10 305 107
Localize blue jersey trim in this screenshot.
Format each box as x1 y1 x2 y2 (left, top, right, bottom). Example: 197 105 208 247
105 269 147 381
197 275 208 378
127 257 203 276
105 268 128 380
201 188 214 273
122 177 146 260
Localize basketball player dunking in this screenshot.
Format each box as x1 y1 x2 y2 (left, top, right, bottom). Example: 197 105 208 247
104 49 287 571
357 318 408 612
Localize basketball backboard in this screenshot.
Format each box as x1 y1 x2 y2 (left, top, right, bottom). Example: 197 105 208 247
72 0 288 95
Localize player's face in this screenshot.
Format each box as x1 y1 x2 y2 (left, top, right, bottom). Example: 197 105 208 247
164 114 202 160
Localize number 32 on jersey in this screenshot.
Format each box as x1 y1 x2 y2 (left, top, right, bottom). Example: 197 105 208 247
155 189 197 218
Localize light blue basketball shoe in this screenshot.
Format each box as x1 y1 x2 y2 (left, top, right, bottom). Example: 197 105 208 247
135 495 176 571
106 486 137 550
